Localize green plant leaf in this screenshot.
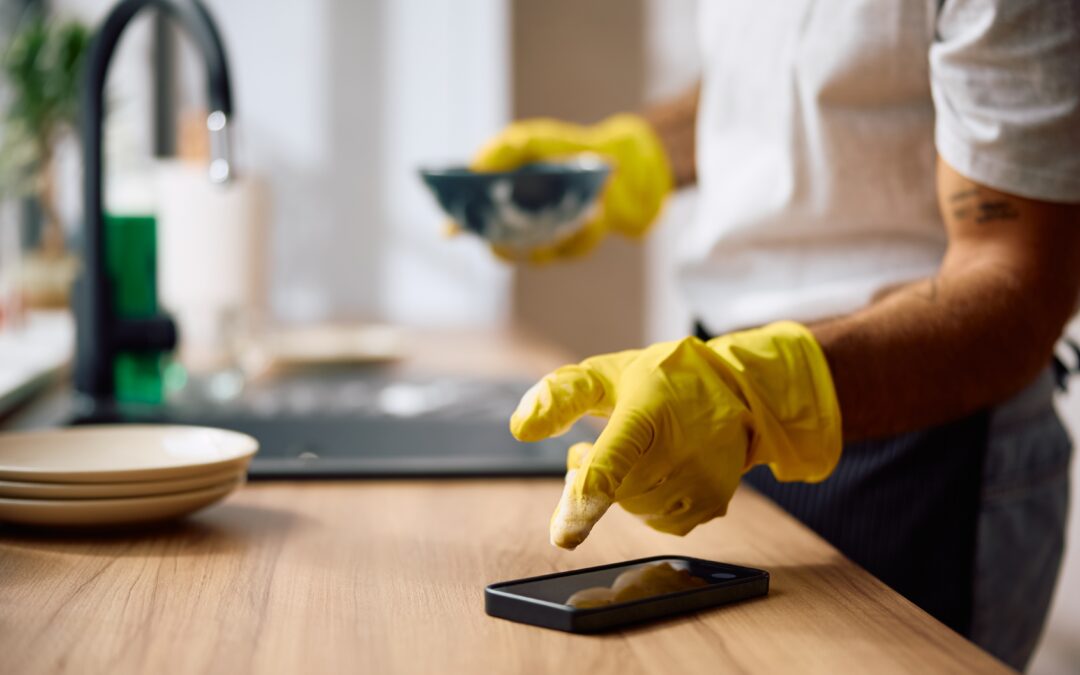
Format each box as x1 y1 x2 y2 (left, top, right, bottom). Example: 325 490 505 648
1 15 90 196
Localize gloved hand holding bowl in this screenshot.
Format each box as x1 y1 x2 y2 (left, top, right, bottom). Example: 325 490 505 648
421 114 672 263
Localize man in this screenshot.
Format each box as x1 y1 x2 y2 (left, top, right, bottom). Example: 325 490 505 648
471 2 1079 669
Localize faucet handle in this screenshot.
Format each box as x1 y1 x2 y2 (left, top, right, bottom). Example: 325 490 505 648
207 110 233 183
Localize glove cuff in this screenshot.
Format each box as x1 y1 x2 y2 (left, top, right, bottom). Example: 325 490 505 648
590 113 674 238
706 321 843 483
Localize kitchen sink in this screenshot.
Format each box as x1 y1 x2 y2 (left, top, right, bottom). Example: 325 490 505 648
68 369 594 478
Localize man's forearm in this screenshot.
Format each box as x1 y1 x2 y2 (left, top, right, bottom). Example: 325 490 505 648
811 267 1060 440
642 84 700 188
810 159 1080 441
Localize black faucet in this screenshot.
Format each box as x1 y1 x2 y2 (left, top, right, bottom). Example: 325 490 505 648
74 0 234 404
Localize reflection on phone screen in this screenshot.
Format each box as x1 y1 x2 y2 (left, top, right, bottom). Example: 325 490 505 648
565 561 707 608
497 558 745 608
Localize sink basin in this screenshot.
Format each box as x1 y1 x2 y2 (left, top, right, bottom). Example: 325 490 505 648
70 371 595 478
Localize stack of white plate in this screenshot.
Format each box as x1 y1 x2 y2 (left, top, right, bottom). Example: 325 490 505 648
0 425 258 527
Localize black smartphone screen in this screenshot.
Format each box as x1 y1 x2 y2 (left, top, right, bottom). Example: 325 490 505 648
486 556 768 632
490 556 766 614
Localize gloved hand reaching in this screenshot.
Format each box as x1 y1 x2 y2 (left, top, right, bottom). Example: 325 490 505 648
510 321 843 549
465 114 673 262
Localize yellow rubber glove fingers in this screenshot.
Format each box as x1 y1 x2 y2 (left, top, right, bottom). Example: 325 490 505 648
577 403 655 498
548 441 606 549
471 119 594 172
469 120 606 264
543 330 839 550
617 450 744 537
587 114 674 237
620 482 721 537
510 350 638 442
510 366 603 442
550 402 657 550
550 469 612 549
472 114 673 241
566 441 593 471
707 321 842 483
541 337 756 549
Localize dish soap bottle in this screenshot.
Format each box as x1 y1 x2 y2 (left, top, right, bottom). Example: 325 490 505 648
105 161 166 405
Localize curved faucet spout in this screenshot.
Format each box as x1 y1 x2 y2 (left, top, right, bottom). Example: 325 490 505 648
74 0 236 401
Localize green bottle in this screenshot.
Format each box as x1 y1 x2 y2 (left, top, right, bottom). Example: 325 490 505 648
104 212 165 405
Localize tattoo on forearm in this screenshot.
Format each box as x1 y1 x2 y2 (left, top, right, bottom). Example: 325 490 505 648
949 189 1020 224
974 201 1020 223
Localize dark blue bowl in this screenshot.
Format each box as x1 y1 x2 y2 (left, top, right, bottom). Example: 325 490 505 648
419 157 610 251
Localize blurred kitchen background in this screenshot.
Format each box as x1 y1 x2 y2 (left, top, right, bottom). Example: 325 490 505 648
0 1 1076 671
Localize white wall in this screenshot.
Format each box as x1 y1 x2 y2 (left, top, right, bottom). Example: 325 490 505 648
377 0 511 326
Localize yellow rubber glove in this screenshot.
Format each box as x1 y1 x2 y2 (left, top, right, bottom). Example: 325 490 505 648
510 321 843 549
469 114 673 263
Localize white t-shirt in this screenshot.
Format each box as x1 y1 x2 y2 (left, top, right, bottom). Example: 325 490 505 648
680 0 1080 335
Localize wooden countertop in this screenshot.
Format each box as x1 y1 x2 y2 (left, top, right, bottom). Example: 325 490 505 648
0 329 1011 674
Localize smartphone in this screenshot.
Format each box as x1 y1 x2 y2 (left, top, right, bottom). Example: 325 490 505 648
485 555 769 633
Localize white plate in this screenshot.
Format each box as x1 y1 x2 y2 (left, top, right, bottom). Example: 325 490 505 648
0 425 258 483
0 477 243 527
0 466 243 500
